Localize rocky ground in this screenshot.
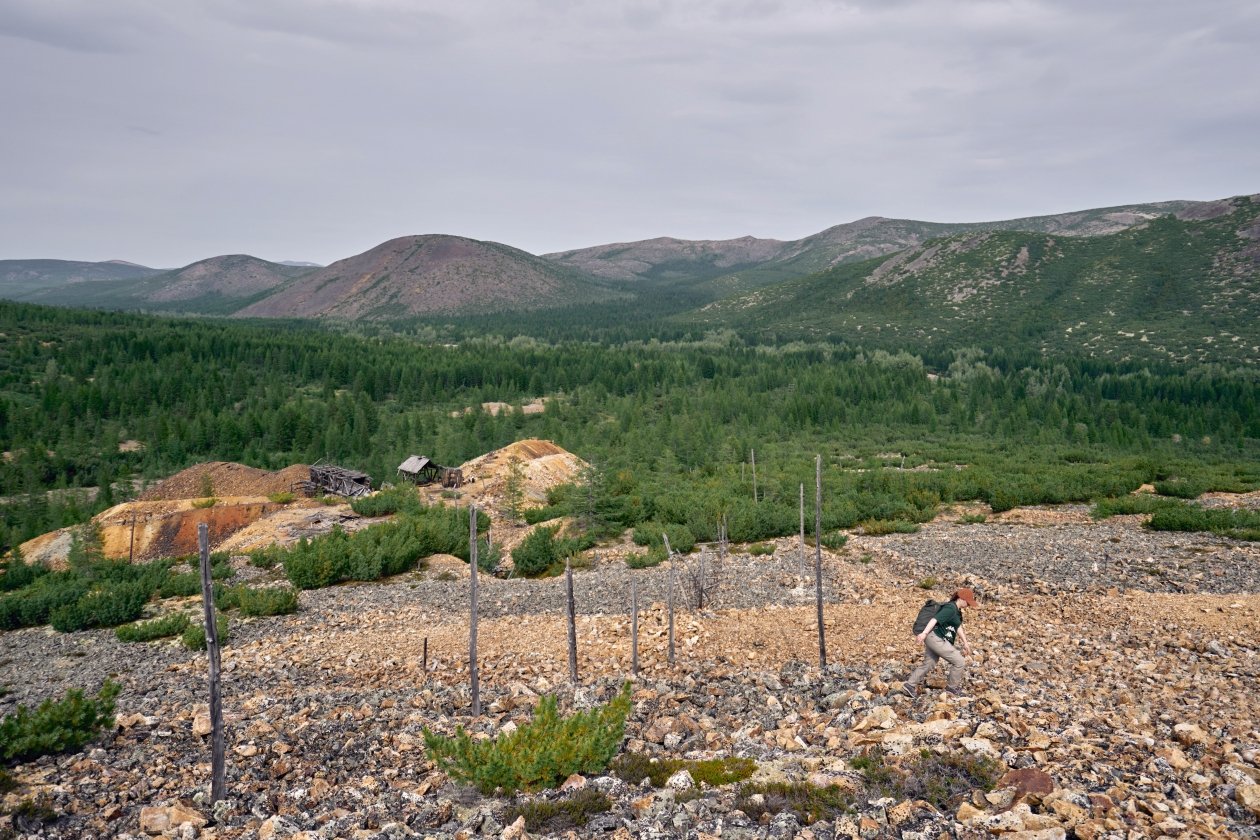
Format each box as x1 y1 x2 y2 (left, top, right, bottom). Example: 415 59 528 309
2 506 1259 839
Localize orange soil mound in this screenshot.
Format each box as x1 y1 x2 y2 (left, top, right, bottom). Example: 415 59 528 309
139 462 309 501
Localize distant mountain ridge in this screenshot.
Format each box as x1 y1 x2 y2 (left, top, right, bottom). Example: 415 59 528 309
696 194 1260 365
543 200 1199 296
234 234 623 319
0 195 1251 339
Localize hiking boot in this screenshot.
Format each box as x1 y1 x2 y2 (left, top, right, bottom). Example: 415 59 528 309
946 687 964 698
901 684 917 699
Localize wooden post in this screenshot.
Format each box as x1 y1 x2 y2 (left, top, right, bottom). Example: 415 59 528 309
751 449 757 503
469 505 481 716
799 483 806 579
814 455 827 669
631 579 639 678
128 512 137 563
665 533 676 665
565 559 578 685
197 524 226 803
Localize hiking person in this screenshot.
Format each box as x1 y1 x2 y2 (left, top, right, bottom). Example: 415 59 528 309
902 587 978 697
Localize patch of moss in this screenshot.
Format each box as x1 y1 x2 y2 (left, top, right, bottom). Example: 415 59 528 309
609 752 756 788
503 787 611 833
735 780 855 825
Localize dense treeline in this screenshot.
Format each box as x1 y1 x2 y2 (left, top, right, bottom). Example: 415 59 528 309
1 301 1257 553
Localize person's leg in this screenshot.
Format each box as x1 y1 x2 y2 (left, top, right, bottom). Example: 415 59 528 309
906 642 939 688
925 634 967 690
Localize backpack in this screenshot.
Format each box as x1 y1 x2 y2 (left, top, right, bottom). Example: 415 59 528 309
912 599 942 636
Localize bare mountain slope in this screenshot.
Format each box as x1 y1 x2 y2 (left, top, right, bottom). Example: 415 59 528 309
237 235 619 319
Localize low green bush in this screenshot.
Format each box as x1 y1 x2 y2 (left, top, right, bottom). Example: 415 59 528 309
231 586 299 617
157 572 202 599
820 531 849 550
859 519 921 535
957 513 987 524
49 582 149 632
0 680 120 764
0 549 47 593
631 522 696 555
423 683 632 794
512 525 561 577
610 753 756 788
0 575 89 631
1091 495 1187 519
734 780 854 825
625 545 667 569
182 613 230 651
748 543 775 556
268 491 296 504
351 485 423 517
503 787 612 834
191 497 218 509
1147 505 1260 541
115 612 191 642
849 746 1002 811
1153 477 1208 499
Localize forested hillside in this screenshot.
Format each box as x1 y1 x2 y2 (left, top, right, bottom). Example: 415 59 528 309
697 195 1260 365
3 301 1256 555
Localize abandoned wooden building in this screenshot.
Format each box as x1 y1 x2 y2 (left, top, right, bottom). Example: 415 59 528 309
397 455 464 488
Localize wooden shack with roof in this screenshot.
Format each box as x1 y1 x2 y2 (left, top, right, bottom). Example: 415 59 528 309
397 455 464 488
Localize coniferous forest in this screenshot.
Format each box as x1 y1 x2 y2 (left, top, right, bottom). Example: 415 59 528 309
1 299 1258 554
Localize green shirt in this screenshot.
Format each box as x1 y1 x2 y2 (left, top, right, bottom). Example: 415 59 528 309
932 601 963 644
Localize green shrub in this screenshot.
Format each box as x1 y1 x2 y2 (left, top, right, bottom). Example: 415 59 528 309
625 545 667 569
115 612 191 642
0 575 89 631
1153 477 1207 499
351 485 423 517
0 549 47 593
512 525 561 577
958 513 987 524
748 543 775 556
423 683 632 794
734 781 854 825
631 522 696 555
247 547 281 569
820 531 849 550
267 491 296 504
49 582 148 632
0 680 120 764
917 577 938 589
1090 495 1187 519
182 613 230 651
231 586 299 617
1147 505 1260 541
610 753 756 788
157 572 202 599
849 746 1002 811
859 519 921 535
191 497 218 509
900 749 1004 810
503 787 612 834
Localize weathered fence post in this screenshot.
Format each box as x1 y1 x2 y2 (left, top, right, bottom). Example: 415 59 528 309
631 579 639 678
469 505 481 716
129 512 137 564
664 533 676 665
566 559 578 685
421 637 428 683
814 455 827 669
197 524 226 803
799 483 806 579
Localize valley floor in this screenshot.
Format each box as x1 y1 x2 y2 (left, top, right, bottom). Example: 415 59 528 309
2 508 1259 838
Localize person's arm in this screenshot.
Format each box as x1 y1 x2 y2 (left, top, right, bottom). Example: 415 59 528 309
916 618 937 643
957 625 972 655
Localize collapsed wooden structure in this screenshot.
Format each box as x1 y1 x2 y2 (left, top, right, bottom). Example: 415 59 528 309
397 455 465 488
301 462 373 498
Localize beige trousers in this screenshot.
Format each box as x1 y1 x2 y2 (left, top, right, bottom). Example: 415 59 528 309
907 633 966 690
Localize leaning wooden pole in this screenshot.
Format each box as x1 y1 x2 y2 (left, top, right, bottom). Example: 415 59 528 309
664 533 676 665
799 483 806 578
197 524 226 803
814 455 827 669
631 579 639 678
566 559 578 685
469 505 481 716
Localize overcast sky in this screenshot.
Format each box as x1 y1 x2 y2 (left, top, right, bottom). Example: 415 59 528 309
1 0 1257 267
